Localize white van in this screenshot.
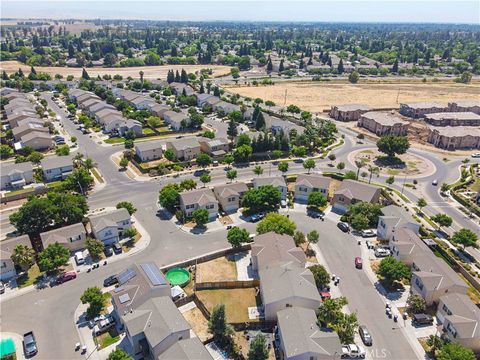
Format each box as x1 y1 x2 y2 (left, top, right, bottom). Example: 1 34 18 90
75 251 85 265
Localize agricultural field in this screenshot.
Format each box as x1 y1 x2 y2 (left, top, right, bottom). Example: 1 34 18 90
227 80 480 113
0 60 231 79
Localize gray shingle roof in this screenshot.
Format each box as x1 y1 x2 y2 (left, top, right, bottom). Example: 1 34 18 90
157 338 213 360
296 174 331 190
253 176 287 188
334 180 381 202
213 182 248 199
40 155 73 171
361 111 409 126
334 104 371 112
88 208 130 233
0 235 31 258
135 140 164 152
167 137 200 151
179 188 217 206
40 223 85 247
0 161 33 176
252 232 306 270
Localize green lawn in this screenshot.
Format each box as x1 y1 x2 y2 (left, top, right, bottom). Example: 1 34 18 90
16 264 44 289
104 137 125 144
90 168 104 183
142 127 155 135
47 181 64 189
94 328 119 350
5 187 34 196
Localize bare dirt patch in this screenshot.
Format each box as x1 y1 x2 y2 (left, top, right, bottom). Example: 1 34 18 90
227 81 480 113
183 307 210 342
196 256 237 283
0 60 230 80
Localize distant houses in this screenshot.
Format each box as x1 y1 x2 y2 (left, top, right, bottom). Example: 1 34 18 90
399 102 447 118
330 104 371 121
358 111 409 136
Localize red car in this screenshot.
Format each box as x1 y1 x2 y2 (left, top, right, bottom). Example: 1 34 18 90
56 271 77 284
355 257 363 269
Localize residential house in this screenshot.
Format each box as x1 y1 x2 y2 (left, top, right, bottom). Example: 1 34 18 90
213 182 248 213
358 111 410 136
331 180 381 213
130 96 156 110
75 92 100 107
260 264 321 321
0 87 19 97
40 223 87 252
198 137 229 157
436 293 480 353
88 208 132 245
40 156 74 182
135 141 163 162
266 116 305 137
157 338 213 360
251 232 306 272
252 177 288 199
7 114 41 128
169 82 194 96
179 188 218 220
448 100 480 115
428 126 480 150
389 228 430 266
203 96 222 111
0 161 34 190
95 108 123 124
411 253 469 305
20 131 53 150
399 102 447 118
213 101 241 115
165 138 201 161
117 90 142 103
377 204 420 241
12 123 49 141
119 120 143 137
424 112 480 127
147 103 171 118
15 118 45 129
277 307 343 360
87 102 116 116
68 89 89 102
163 111 190 131
0 235 31 281
81 98 102 112
195 93 215 107
4 103 35 116
329 104 371 121
294 174 331 203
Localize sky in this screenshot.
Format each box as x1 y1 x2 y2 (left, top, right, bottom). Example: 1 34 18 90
1 1 479 24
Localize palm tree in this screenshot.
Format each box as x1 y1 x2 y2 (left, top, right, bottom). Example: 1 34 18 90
253 166 263 177
355 159 366 179
83 157 96 170
139 70 144 87
11 244 35 271
368 165 379 184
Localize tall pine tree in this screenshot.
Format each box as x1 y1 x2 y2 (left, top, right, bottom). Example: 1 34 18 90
255 111 266 131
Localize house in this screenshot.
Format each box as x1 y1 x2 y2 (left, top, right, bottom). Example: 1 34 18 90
165 138 201 161
88 208 132 245
329 104 371 121
130 96 156 110
163 111 190 131
20 131 53 150
0 87 19 97
266 116 305 137
7 114 41 128
428 126 480 150
260 263 321 321
40 223 87 252
198 137 229 157
157 338 213 360
179 188 218 220
203 96 222 110
147 103 171 118
135 141 163 162
87 102 116 116
436 293 480 353
81 98 102 111
95 108 123 124
377 204 420 241
68 89 89 102
15 118 45 129
448 100 480 115
4 104 35 116
399 102 447 118
169 82 194 96
12 123 49 141
118 120 143 137
75 92 100 107
389 228 430 266
213 101 241 115
294 174 331 203
0 235 31 281
40 156 74 182
118 90 142 103
0 161 34 190
251 232 306 272
424 112 480 127
358 111 410 136
277 307 343 360
213 182 248 213
411 253 469 305
331 180 381 214
195 93 215 107
253 177 288 199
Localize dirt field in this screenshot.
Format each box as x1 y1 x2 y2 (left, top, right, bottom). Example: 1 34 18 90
196 256 237 283
183 307 210 342
227 81 480 113
0 60 230 80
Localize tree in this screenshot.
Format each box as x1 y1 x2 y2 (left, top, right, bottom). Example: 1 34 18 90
293 231 306 246
199 173 211 187
348 201 383 228
406 294 426 315
227 226 250 247
417 198 427 212
227 119 238 139
459 71 472 84
38 243 70 272
248 334 269 360
116 201 137 215
348 71 359 83
307 230 319 249
81 68 90 80
431 214 453 227
158 183 180 211
107 349 133 360
27 151 43 164
426 335 446 355
119 157 129 169
303 159 316 173
351 214 370 231
203 130 215 139
336 162 345 171
224 154 234 168
147 116 162 128
192 208 209 226
233 144 252 163
123 228 137 239
236 133 251 147
85 238 104 259
317 296 348 326
436 343 476 360
308 192 327 209
253 166 263 177
392 59 399 73
80 287 105 319
55 145 70 156
0 144 13 159
242 186 281 213
378 256 410 285
450 229 478 249
255 111 266 130
345 171 358 180
62 168 94 194
124 139 134 149
367 165 379 184
310 264 330 289
163 149 176 162
332 312 358 344
376 135 410 159
226 169 237 182
208 304 232 341
11 244 35 271
278 161 289 174
337 59 344 74
257 213 296 236
180 179 197 190
196 153 212 169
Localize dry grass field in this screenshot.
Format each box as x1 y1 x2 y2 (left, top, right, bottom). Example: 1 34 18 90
227 81 480 113
0 60 230 80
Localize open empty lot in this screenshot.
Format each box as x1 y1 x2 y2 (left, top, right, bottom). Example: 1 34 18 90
227 81 480 113
0 60 230 79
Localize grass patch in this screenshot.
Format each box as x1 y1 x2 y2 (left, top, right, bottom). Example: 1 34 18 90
47 181 64 189
196 256 238 283
104 137 125 144
5 187 34 196
360 149 374 154
142 127 155 135
16 264 43 289
90 168 104 183
196 288 260 323
94 328 119 350
387 169 401 175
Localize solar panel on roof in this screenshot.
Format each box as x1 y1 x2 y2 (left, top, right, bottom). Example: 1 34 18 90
140 263 167 286
119 293 130 304
117 268 136 285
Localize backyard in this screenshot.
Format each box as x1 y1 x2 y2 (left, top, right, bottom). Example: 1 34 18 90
196 256 238 283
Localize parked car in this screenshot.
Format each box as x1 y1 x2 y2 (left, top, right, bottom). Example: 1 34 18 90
104 246 114 257
56 271 77 284
337 222 350 232
103 275 118 287
432 179 438 186
112 243 122 254
280 200 287 208
341 344 365 359
88 314 107 329
361 229 376 238
412 313 434 326
74 251 85 265
471 153 480 158
93 316 116 335
320 291 331 300
23 331 38 357
374 248 391 258
355 257 363 269
0 282 5 294
250 213 265 222
359 325 373 346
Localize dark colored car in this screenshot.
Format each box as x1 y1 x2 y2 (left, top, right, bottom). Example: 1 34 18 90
104 246 113 257
112 243 122 254
56 271 77 284
359 325 373 346
103 275 118 287
337 222 350 232
413 313 434 326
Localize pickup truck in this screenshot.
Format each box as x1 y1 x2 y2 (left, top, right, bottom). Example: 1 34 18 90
341 344 365 358
23 331 38 357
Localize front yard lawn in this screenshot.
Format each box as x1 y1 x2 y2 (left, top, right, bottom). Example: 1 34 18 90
16 264 43 289
94 328 119 350
142 127 155 135
104 137 125 144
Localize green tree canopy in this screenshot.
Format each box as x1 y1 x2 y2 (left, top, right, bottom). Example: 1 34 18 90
116 201 137 215
257 213 296 236
248 334 269 360
80 287 105 319
233 144 252 162
241 185 281 213
376 135 410 159
208 304 233 341
450 229 478 249
86 238 105 259
436 343 476 360
11 244 35 271
308 192 327 209
106 349 133 360
310 264 330 289
192 208 209 226
38 243 70 272
196 153 212 168
378 256 410 285
158 183 180 211
227 226 250 248
430 214 452 227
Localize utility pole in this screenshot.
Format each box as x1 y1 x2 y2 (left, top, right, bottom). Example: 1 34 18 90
283 88 287 106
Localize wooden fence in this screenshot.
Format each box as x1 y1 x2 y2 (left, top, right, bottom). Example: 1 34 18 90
0 186 49 204
195 279 260 290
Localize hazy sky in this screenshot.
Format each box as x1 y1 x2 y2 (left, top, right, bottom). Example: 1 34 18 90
1 1 479 24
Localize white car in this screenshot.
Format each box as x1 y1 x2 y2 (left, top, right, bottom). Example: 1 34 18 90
472 153 480 158
93 316 115 335
342 344 366 358
361 229 376 238
374 248 391 258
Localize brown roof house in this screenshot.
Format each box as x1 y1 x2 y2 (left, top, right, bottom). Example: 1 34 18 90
331 180 381 214
388 228 429 267
179 188 218 221
40 223 87 252
294 174 331 203
358 111 409 136
213 182 248 213
198 137 230 157
0 235 31 281
329 104 371 121
424 112 480 127
166 138 201 161
253 176 288 199
377 204 420 241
